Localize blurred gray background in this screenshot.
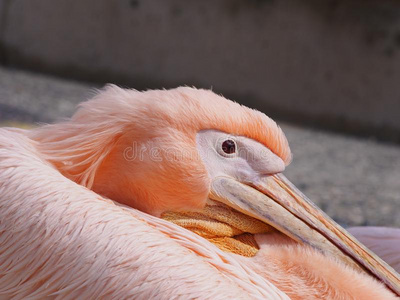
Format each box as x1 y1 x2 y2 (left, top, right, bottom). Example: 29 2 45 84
0 0 399 227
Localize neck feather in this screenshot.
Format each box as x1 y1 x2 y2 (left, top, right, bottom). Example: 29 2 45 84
29 120 123 188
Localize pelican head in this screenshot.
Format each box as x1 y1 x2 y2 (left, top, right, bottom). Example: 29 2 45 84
31 85 400 295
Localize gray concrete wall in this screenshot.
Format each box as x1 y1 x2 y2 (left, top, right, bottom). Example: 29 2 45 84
1 0 400 141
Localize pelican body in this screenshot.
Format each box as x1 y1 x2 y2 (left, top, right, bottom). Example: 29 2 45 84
0 86 399 299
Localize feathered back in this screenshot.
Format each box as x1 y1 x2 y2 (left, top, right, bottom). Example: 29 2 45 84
0 128 284 299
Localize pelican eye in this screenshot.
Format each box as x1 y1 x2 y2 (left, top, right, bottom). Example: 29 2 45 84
222 139 236 154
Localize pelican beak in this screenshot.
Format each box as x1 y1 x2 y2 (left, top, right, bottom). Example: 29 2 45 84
209 174 400 295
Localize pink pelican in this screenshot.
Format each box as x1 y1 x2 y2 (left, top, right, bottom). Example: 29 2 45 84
0 86 399 299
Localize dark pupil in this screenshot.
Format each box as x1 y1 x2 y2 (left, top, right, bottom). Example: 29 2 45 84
222 139 236 154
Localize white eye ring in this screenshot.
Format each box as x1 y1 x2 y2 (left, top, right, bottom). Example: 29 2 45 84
217 138 237 157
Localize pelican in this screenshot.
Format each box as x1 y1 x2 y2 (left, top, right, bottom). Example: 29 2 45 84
0 85 399 299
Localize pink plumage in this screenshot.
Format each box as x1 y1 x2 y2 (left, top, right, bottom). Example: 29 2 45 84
0 87 398 299
0 128 281 299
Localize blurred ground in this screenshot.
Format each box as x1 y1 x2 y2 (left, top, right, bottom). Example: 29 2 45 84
0 66 399 227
